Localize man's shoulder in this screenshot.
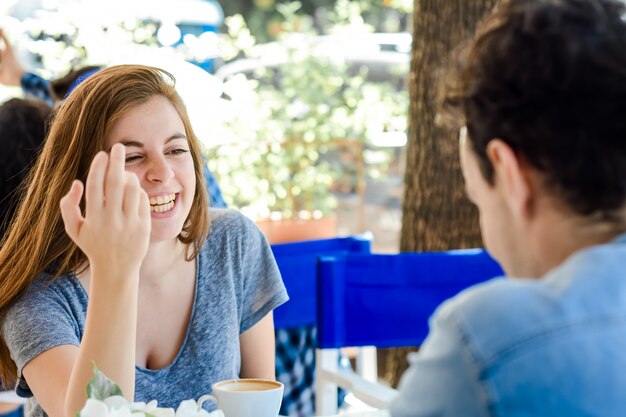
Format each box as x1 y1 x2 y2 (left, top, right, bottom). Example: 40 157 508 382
432 277 560 371
439 275 542 332
445 239 626 326
438 246 626 369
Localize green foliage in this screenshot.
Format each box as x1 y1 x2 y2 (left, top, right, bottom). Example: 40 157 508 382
87 364 123 400
220 0 412 43
7 1 409 221
209 2 408 219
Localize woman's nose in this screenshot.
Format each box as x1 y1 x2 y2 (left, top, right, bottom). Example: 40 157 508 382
145 156 175 183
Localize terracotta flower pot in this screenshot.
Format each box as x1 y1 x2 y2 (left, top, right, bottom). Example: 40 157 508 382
256 216 337 244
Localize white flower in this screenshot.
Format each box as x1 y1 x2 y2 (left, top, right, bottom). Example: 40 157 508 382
80 395 222 417
108 406 133 417
80 399 109 417
104 396 129 410
80 367 220 417
175 398 223 417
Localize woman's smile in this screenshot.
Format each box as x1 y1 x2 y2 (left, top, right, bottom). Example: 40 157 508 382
149 193 176 213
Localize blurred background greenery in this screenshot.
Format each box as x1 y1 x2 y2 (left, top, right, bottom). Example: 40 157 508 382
1 0 410 248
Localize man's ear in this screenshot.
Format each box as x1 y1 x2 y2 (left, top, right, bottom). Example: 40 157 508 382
486 139 533 218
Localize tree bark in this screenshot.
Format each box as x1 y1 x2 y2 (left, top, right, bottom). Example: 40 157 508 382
382 0 499 388
403 0 499 252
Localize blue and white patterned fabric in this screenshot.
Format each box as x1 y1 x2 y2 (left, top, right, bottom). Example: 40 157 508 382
276 326 317 416
276 325 347 417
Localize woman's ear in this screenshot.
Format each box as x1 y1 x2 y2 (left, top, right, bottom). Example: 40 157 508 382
486 139 533 219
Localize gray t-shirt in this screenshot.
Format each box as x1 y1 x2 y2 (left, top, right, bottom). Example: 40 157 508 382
2 209 288 417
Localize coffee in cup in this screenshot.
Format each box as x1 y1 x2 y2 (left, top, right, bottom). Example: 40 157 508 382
200 378 284 417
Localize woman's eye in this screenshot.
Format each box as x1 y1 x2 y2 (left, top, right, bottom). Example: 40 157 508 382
125 155 143 163
169 148 189 155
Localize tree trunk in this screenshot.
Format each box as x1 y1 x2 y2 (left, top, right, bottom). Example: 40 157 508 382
381 0 499 388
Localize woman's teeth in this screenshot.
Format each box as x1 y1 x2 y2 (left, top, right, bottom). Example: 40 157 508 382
150 193 176 213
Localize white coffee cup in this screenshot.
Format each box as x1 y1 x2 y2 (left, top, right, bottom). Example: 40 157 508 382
201 378 284 417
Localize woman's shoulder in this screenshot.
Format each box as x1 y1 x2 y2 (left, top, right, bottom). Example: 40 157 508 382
4 274 85 320
200 209 271 265
206 208 260 240
1 273 84 373
2 273 85 335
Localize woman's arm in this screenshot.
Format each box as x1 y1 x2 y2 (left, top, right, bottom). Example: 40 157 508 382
0 29 25 87
22 273 139 417
22 145 150 417
239 312 276 380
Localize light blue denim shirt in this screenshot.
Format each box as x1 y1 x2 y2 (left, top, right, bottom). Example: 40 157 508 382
390 234 626 417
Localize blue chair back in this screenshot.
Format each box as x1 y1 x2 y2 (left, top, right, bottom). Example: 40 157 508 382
271 236 371 329
317 249 503 349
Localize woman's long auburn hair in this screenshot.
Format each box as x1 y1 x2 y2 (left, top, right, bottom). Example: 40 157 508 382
0 65 210 387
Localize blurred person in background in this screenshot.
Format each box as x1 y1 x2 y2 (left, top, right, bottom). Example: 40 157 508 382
0 30 98 105
0 29 53 106
0 97 52 240
391 0 626 416
0 97 52 417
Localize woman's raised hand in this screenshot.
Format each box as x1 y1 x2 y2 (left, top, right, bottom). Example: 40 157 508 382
60 143 151 276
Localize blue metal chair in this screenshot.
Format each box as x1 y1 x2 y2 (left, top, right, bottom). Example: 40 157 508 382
272 236 371 329
270 236 371 416
315 249 504 414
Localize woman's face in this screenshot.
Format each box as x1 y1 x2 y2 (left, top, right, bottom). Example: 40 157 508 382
105 95 196 243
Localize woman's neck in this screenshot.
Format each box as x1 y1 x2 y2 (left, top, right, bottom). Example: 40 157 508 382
76 238 190 295
139 238 189 286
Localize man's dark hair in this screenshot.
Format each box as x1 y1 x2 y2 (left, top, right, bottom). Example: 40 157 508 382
444 0 626 217
0 98 52 239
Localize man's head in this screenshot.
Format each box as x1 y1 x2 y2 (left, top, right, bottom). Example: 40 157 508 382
444 0 626 274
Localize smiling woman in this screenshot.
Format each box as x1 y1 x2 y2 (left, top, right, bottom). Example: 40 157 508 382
0 65 288 417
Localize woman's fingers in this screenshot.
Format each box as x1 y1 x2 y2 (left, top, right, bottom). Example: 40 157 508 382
104 144 126 213
122 172 141 215
134 181 151 239
85 151 107 217
138 188 150 222
60 180 85 242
